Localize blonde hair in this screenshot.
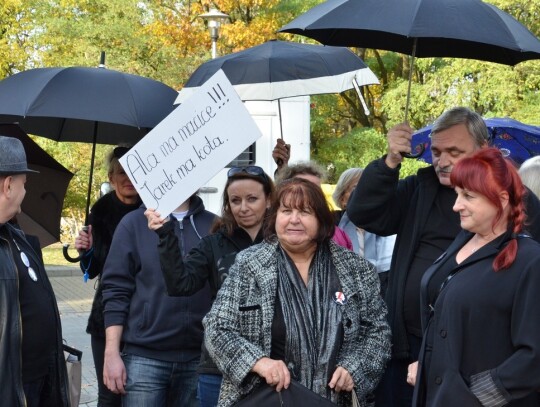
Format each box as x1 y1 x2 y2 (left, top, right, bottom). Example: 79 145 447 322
332 168 363 209
519 156 540 198
106 144 132 177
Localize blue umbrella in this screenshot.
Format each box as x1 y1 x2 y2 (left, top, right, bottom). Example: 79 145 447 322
411 117 540 165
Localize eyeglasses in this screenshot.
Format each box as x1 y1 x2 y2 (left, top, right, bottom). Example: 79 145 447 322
227 166 267 182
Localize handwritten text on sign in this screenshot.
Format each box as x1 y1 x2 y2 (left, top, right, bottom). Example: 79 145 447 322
119 69 262 217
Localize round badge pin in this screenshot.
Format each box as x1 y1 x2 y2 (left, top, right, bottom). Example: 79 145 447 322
28 267 38 282
20 252 30 267
334 291 346 306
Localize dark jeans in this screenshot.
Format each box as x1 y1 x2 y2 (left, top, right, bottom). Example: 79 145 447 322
197 373 222 407
374 334 422 407
91 334 122 407
122 353 199 407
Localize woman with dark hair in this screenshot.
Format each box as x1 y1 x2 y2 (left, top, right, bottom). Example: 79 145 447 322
203 178 390 406
409 147 540 406
145 166 275 407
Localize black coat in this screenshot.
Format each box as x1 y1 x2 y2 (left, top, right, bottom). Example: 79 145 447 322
0 223 70 406
81 191 141 337
413 230 540 406
156 222 262 374
347 157 540 359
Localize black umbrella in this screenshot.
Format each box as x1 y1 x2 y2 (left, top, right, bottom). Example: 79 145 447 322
0 123 73 247
176 40 378 103
280 0 540 121
175 40 379 144
0 61 178 219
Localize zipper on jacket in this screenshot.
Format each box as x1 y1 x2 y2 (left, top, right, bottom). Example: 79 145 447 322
177 218 186 257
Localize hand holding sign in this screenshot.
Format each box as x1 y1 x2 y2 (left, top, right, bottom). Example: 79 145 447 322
119 70 262 217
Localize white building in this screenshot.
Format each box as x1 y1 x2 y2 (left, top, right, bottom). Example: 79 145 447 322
198 96 311 215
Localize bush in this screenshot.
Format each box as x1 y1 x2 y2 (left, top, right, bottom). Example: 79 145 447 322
313 127 428 183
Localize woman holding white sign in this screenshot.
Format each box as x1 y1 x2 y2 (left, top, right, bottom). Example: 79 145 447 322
145 165 275 407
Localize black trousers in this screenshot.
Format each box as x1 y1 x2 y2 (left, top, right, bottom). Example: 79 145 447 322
374 334 422 407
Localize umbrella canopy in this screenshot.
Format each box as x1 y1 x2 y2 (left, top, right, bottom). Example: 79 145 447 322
175 40 379 104
0 123 73 247
0 66 178 219
411 117 540 165
280 0 540 65
280 0 540 123
0 66 177 144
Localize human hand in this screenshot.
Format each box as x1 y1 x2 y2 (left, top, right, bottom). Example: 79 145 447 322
329 366 354 392
103 351 127 394
407 361 418 386
385 123 414 168
74 225 93 252
144 208 168 231
252 357 290 392
272 139 291 168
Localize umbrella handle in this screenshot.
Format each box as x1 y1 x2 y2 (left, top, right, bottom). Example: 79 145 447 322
401 142 425 159
62 243 83 263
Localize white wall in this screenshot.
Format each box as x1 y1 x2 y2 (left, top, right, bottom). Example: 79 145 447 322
198 96 311 215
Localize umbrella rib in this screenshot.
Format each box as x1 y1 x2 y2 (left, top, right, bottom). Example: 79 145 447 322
57 117 68 142
118 73 142 130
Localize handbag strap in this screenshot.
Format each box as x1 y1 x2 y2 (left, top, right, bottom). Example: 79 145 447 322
62 343 83 361
351 390 361 407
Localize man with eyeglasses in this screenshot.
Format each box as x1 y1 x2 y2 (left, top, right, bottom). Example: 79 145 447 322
0 135 70 407
346 107 540 407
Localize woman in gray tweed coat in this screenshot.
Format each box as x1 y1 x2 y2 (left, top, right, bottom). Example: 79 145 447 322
204 178 391 406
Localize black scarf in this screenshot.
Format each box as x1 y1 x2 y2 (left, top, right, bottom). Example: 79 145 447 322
277 243 344 402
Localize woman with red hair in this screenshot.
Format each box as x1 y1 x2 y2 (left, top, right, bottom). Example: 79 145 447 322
410 147 540 406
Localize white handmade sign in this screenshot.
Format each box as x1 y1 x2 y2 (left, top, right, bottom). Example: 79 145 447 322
119 69 262 217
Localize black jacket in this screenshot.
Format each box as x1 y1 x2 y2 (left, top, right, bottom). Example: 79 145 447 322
347 157 540 359
0 223 70 406
80 191 141 337
413 231 540 406
156 222 262 374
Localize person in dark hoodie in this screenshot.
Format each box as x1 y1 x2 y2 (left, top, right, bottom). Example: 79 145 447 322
73 145 141 407
101 192 216 407
145 166 275 407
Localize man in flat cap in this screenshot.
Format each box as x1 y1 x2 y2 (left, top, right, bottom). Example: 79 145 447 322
0 136 70 406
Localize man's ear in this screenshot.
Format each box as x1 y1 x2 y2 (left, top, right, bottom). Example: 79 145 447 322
0 176 11 196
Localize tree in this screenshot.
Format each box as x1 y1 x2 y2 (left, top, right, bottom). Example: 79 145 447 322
1 0 539 236
313 125 428 184
0 0 42 76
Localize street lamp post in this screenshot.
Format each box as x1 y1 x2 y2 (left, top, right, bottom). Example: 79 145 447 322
199 8 230 59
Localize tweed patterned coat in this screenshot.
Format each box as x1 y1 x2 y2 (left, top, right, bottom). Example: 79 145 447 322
203 239 391 406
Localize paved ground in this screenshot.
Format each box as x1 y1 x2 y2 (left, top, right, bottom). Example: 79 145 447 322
49 266 99 406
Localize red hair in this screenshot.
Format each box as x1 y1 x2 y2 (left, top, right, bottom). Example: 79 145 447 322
450 147 527 271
